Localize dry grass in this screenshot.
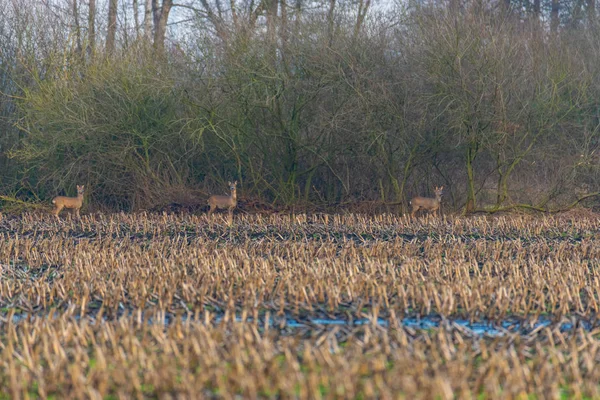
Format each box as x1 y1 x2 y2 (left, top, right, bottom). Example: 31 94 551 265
0 212 599 398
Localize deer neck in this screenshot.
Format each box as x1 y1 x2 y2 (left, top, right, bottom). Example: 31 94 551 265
231 190 237 201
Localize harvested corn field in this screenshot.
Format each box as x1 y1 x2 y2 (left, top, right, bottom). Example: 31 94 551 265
1 213 600 398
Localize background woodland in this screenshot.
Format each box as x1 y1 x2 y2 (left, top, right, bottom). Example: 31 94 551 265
1 0 600 213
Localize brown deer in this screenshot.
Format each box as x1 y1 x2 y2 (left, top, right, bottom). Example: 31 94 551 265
208 181 237 218
410 186 443 218
52 185 85 220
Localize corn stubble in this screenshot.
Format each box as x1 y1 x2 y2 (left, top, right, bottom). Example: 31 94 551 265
1 212 599 398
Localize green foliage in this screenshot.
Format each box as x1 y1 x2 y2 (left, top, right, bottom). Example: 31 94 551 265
14 51 205 210
4 4 600 212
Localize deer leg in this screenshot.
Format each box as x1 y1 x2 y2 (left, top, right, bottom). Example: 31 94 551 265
53 205 64 220
411 206 419 218
208 205 215 216
76 208 81 218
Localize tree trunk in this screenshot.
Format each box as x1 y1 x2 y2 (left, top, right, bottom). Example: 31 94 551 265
327 0 336 44
144 0 153 39
153 0 173 53
87 0 96 58
152 0 160 31
280 0 288 45
106 0 118 55
279 0 289 70
551 0 560 33
294 0 302 34
133 0 140 37
73 0 82 56
122 0 129 47
266 0 278 43
465 141 477 214
354 0 370 39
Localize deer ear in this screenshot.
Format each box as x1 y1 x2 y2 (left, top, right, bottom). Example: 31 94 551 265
228 181 232 185
234 181 238 185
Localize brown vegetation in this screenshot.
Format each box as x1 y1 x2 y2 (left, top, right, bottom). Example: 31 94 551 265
1 213 599 397
2 0 600 213
2 0 600 395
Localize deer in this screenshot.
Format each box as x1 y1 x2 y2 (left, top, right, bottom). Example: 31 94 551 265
208 181 237 219
52 185 85 220
410 186 444 218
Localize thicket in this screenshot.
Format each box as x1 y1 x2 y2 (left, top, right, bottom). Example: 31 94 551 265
2 0 600 212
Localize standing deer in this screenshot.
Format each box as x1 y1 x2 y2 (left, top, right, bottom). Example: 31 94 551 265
208 181 237 218
52 185 85 220
410 186 443 218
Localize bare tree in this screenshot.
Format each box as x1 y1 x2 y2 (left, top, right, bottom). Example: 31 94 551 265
327 0 336 43
107 0 118 54
88 0 96 58
121 0 130 47
266 0 278 42
551 0 560 33
73 0 82 55
197 0 231 41
354 0 370 38
133 0 140 36
144 0 153 39
153 0 173 52
280 0 288 46
152 0 160 29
